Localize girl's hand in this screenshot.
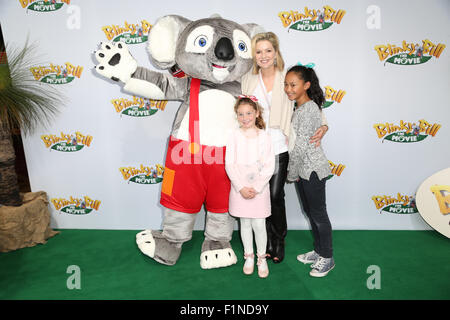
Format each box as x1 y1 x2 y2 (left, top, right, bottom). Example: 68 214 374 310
240 187 257 199
310 125 328 147
248 187 257 198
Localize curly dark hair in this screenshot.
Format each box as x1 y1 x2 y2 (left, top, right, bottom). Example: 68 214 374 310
286 65 324 109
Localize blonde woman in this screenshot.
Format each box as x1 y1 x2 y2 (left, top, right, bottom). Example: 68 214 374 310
241 32 328 263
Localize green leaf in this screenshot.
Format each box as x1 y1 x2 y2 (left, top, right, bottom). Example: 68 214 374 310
113 34 148 44
122 107 158 117
322 101 334 109
384 132 428 143
386 54 432 65
51 143 84 152
29 2 64 12
0 65 12 90
130 175 162 184
381 204 418 214
0 40 65 135
289 20 333 32
61 206 93 215
41 75 74 84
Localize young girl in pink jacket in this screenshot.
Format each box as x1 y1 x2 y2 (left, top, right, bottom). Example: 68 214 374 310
225 96 275 278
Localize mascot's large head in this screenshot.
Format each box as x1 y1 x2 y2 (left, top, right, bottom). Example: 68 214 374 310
147 15 262 83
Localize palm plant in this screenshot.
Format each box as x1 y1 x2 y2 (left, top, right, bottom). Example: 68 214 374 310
0 26 64 206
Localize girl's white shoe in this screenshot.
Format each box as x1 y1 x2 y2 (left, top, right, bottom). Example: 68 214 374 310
257 254 269 278
243 253 254 275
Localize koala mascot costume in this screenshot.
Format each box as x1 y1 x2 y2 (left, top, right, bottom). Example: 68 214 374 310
94 15 261 268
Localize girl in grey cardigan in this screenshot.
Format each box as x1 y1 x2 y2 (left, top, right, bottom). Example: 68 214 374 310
285 65 335 277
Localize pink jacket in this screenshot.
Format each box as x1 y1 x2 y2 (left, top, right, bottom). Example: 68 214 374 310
225 129 275 218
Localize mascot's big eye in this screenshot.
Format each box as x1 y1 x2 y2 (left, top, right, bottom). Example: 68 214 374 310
238 41 247 52
233 29 252 59
185 25 215 54
196 36 208 47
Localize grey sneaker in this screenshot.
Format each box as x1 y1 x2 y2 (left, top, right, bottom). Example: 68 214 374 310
310 257 335 277
297 250 319 265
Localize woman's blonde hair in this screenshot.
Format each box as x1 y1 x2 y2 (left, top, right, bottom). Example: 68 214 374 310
234 97 266 130
251 32 285 74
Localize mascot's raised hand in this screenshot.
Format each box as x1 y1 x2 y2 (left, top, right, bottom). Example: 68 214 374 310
94 41 138 83
93 14 262 269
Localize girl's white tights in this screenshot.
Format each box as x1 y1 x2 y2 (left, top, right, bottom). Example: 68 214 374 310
240 218 267 256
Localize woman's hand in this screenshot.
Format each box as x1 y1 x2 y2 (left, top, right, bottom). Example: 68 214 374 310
310 125 328 147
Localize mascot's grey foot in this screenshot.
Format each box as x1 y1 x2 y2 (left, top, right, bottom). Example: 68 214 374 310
200 239 237 269
136 230 181 266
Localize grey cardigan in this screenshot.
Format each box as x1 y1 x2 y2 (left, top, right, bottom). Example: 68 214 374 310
287 100 331 181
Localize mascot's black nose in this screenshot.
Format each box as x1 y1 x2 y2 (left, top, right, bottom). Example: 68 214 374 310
215 37 234 61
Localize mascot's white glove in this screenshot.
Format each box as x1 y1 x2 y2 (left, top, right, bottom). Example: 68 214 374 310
94 41 138 83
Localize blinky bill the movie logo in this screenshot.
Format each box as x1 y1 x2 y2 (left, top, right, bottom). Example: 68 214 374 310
278 6 345 32
111 96 167 117
19 0 70 12
119 164 164 184
372 193 417 214
51 196 101 215
102 20 152 44
41 132 93 152
30 63 83 84
373 120 441 143
375 39 445 66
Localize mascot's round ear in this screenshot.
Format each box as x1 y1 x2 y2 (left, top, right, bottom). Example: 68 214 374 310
147 15 191 69
242 23 265 39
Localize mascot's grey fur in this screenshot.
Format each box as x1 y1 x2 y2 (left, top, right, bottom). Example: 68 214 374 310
94 15 261 268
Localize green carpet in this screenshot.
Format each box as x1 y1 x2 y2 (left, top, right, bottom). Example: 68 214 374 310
0 230 448 300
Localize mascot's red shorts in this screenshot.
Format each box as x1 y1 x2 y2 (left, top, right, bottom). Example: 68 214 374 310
160 136 230 214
